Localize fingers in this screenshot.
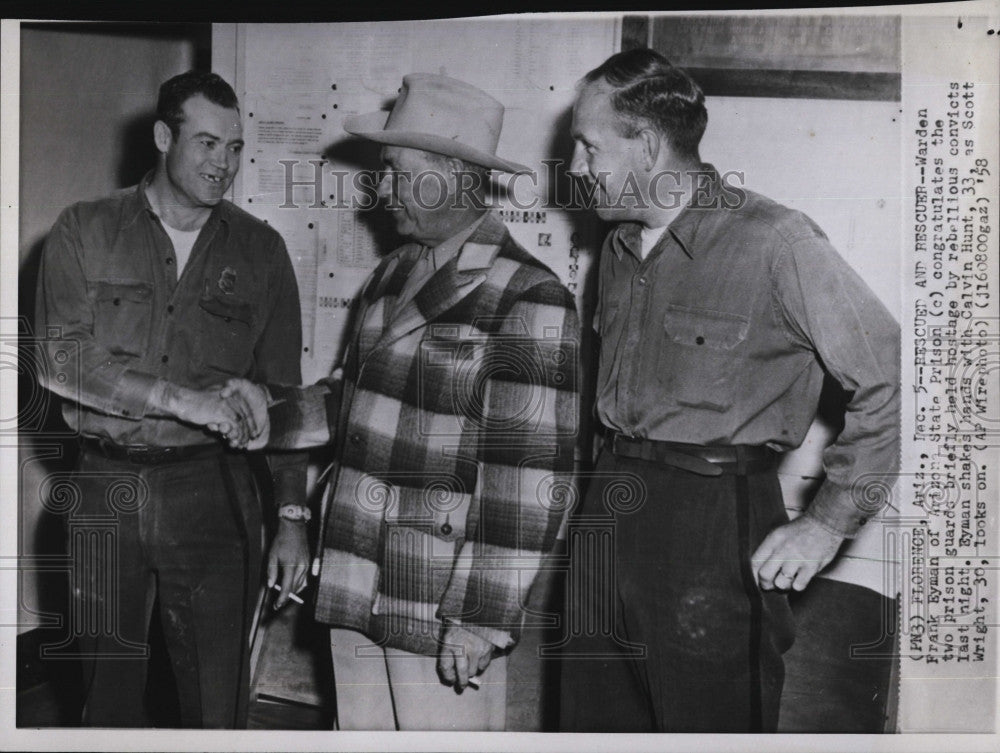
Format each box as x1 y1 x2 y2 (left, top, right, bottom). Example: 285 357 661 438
275 568 294 609
757 557 803 591
291 559 308 595
244 419 271 451
438 649 457 686
217 382 270 449
437 627 493 692
790 567 814 591
223 390 257 439
477 649 492 675
207 393 248 446
751 530 782 590
274 556 310 610
753 517 845 591
219 378 243 399
267 550 279 590
453 648 470 690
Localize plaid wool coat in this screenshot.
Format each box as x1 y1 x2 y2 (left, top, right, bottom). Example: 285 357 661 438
268 212 580 655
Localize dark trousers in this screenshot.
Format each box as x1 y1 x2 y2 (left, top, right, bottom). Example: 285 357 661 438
559 449 794 732
69 447 262 728
779 578 897 732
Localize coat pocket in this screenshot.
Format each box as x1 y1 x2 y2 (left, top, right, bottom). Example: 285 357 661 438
658 304 749 412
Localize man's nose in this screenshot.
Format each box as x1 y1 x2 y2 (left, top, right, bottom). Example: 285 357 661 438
211 147 231 170
568 143 588 177
377 171 393 200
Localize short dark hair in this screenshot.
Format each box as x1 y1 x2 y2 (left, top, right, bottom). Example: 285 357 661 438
583 48 707 162
156 71 240 139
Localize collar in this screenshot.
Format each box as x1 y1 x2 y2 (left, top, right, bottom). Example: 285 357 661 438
454 211 505 272
120 170 232 231
428 211 489 271
610 164 724 262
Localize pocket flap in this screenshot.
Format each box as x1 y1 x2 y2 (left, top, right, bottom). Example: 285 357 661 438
92 280 153 304
199 295 254 326
663 304 748 350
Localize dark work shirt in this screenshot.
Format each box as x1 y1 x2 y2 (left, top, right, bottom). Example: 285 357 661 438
36 175 304 455
595 167 900 537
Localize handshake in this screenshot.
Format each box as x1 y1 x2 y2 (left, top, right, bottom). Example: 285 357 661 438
164 378 272 449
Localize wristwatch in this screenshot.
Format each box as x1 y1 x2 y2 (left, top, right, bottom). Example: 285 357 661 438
278 504 312 523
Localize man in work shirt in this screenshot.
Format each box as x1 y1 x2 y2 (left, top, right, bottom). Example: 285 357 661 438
35 71 309 727
558 49 900 732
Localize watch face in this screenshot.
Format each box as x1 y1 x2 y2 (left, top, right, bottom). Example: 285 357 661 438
279 505 311 521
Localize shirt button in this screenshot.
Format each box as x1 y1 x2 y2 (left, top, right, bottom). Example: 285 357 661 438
161 355 169 363
695 336 705 345
166 305 175 314
350 433 362 445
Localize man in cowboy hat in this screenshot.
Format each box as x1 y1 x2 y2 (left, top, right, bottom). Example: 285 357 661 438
223 73 580 730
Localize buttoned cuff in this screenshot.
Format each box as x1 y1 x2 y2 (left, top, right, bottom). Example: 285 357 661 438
803 482 870 539
266 380 342 450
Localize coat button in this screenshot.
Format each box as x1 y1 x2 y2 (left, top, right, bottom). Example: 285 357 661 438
112 298 121 306
350 433 362 445
695 336 705 345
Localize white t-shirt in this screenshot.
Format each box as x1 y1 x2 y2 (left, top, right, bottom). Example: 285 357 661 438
640 225 668 259
160 222 201 275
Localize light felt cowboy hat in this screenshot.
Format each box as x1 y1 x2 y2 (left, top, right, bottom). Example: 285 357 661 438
343 73 532 174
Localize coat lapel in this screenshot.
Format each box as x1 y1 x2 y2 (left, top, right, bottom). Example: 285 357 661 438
352 245 420 362
372 214 506 350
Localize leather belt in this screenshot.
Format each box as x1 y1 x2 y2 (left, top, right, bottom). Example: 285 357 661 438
82 438 223 465
609 432 775 476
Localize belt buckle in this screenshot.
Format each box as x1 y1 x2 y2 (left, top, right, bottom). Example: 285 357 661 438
611 432 630 456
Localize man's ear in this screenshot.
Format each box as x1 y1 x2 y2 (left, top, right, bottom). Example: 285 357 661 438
637 127 661 171
153 120 174 155
443 156 464 195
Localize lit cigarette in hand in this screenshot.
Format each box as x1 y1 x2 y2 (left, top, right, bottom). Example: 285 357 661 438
467 675 481 689
271 583 305 604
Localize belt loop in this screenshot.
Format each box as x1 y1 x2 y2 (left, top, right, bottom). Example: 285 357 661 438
736 446 747 475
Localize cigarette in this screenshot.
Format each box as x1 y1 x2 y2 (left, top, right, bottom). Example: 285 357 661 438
467 676 481 689
271 583 305 604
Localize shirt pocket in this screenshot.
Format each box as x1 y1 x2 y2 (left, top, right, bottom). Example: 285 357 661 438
90 280 153 358
196 294 256 377
658 304 749 412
